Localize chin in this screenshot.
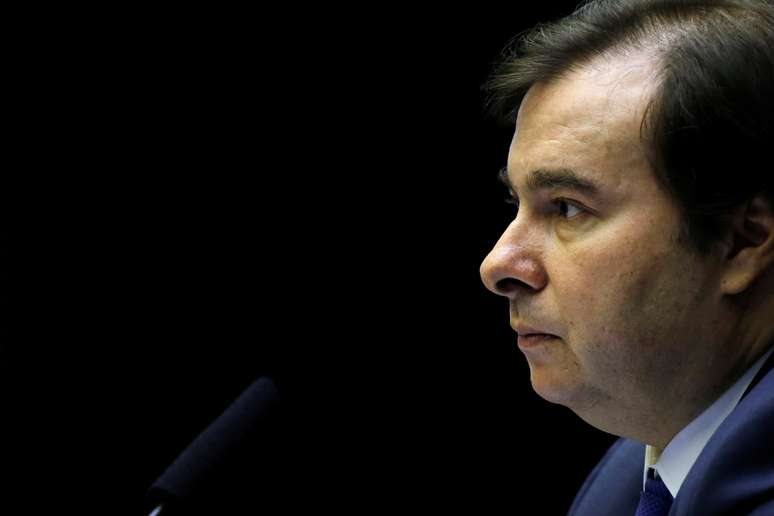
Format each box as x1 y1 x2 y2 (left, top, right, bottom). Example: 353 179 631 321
528 368 579 407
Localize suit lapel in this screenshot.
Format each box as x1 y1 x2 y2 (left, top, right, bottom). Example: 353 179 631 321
671 345 774 515
740 345 774 401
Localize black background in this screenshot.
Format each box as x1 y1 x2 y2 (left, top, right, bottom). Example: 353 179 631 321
25 4 619 514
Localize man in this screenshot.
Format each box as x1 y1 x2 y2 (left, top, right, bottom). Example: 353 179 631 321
478 1 774 514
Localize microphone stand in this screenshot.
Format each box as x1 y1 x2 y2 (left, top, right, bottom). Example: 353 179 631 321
143 376 281 516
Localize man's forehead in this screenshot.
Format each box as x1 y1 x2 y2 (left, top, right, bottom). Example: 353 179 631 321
508 53 660 190
519 59 657 130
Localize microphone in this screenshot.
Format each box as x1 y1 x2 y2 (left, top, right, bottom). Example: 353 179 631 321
145 376 283 515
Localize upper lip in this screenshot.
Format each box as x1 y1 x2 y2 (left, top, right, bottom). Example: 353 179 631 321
511 322 556 336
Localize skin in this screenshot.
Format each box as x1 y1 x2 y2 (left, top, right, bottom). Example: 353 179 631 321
479 52 774 450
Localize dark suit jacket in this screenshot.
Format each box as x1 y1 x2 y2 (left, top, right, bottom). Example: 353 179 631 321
568 349 774 516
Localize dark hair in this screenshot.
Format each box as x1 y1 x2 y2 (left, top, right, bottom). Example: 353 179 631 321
484 0 774 253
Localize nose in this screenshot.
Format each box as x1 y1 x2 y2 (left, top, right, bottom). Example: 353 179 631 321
479 222 548 299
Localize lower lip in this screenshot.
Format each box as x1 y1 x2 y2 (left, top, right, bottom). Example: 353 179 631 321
517 334 559 348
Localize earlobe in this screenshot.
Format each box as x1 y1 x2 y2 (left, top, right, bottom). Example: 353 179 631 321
720 194 774 295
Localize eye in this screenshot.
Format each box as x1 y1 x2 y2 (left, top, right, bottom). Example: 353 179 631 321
555 199 584 219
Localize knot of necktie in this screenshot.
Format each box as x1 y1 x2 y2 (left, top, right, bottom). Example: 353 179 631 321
635 470 674 516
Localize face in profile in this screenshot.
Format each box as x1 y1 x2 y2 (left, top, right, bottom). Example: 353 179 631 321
479 54 728 435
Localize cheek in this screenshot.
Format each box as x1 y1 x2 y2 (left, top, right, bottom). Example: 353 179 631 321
551 236 687 349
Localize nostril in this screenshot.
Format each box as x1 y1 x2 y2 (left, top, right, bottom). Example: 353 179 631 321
495 277 517 293
496 277 531 295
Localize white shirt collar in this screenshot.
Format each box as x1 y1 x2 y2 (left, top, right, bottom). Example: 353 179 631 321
643 346 774 498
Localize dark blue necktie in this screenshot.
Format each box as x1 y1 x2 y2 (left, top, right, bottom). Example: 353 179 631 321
635 469 674 516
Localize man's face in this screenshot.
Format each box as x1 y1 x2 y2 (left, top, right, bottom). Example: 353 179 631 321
479 56 727 433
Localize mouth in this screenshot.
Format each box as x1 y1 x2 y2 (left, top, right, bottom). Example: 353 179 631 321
516 332 560 349
511 320 559 350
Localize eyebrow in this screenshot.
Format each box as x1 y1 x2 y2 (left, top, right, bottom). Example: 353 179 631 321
498 167 600 196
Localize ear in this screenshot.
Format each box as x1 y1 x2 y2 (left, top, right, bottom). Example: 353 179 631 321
721 194 774 295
